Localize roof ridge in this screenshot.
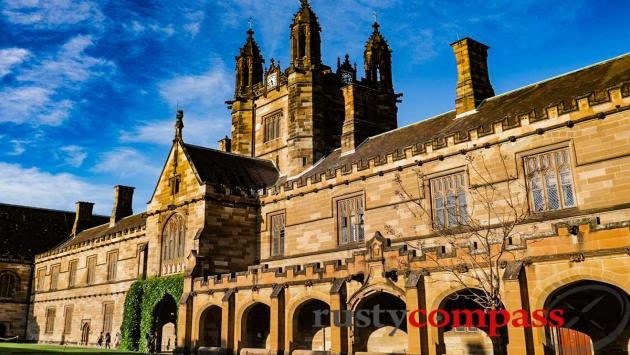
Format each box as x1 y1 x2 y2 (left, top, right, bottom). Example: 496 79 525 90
488 51 630 102
0 202 109 218
183 142 275 164
360 52 630 144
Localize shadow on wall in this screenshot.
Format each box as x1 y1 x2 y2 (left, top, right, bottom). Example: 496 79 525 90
467 342 488 355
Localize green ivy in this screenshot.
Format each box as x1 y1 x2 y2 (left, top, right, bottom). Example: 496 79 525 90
120 274 184 352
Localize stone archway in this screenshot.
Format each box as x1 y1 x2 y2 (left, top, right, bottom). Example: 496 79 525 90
353 291 407 354
438 289 507 355
153 294 178 352
291 298 332 352
240 302 271 349
543 280 630 355
199 305 222 348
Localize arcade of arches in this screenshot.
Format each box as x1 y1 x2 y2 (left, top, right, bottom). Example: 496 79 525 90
179 232 630 355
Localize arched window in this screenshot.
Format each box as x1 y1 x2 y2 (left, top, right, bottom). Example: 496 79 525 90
0 271 19 298
162 214 185 262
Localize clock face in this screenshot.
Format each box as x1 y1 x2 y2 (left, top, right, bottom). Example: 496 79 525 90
341 71 353 85
267 73 277 88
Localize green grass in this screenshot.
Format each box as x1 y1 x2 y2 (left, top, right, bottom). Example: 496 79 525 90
0 343 137 354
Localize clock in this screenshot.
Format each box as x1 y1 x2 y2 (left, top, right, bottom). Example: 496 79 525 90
341 70 353 85
267 73 278 88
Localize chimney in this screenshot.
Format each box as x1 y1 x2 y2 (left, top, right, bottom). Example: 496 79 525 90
218 136 232 153
72 201 94 236
451 37 495 115
341 84 368 155
110 185 134 226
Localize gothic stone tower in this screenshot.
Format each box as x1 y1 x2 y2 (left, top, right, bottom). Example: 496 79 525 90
284 0 342 176
230 28 264 156
341 21 399 154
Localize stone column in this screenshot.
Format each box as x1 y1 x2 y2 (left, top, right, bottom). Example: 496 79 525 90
222 289 236 354
422 274 440 355
405 271 429 355
176 291 193 354
502 261 534 355
330 279 348 355
270 285 285 354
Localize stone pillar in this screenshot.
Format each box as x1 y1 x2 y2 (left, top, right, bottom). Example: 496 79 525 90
422 274 440 355
176 291 194 353
270 286 285 354
222 289 236 354
330 280 348 355
405 271 429 355
502 261 534 355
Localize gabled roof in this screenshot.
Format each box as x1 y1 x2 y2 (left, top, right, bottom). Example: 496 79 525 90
183 143 279 190
50 213 147 252
296 52 630 182
0 203 109 261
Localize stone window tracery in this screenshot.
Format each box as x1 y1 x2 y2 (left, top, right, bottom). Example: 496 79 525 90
162 214 185 274
430 172 468 228
525 148 576 212
270 213 285 257
264 112 282 142
338 196 365 244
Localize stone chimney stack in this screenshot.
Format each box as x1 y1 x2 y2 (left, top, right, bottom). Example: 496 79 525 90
110 185 134 226
72 201 94 236
451 37 495 115
218 136 232 153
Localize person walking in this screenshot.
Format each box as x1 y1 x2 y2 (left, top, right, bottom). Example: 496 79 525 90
114 331 121 348
105 332 111 349
145 335 150 354
97 332 103 348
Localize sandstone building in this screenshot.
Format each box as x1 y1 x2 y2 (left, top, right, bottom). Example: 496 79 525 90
2 1 630 354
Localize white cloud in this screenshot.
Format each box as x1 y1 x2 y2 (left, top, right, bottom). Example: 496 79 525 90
120 115 227 146
0 48 30 77
183 10 205 37
92 147 160 178
59 145 87 167
123 20 175 38
1 0 103 29
0 35 114 126
122 60 230 146
6 139 28 156
0 162 113 214
158 61 231 108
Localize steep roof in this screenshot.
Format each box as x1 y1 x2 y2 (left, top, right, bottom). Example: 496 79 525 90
51 213 147 252
183 143 279 190
297 52 630 182
0 203 109 261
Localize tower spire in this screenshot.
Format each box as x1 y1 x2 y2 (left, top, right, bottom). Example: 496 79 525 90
364 19 393 91
289 0 321 70
234 21 264 98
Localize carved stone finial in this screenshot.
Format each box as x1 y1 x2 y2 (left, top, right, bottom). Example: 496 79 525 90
174 110 184 141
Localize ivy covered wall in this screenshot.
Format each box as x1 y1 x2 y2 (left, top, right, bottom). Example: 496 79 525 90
120 274 184 352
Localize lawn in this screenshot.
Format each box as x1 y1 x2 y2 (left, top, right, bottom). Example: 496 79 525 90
0 343 137 354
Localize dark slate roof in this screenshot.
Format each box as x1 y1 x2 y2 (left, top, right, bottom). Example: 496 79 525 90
183 143 279 190
0 203 109 261
53 213 147 251
297 53 630 182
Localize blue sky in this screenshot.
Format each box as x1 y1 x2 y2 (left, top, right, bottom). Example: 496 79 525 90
0 0 629 215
